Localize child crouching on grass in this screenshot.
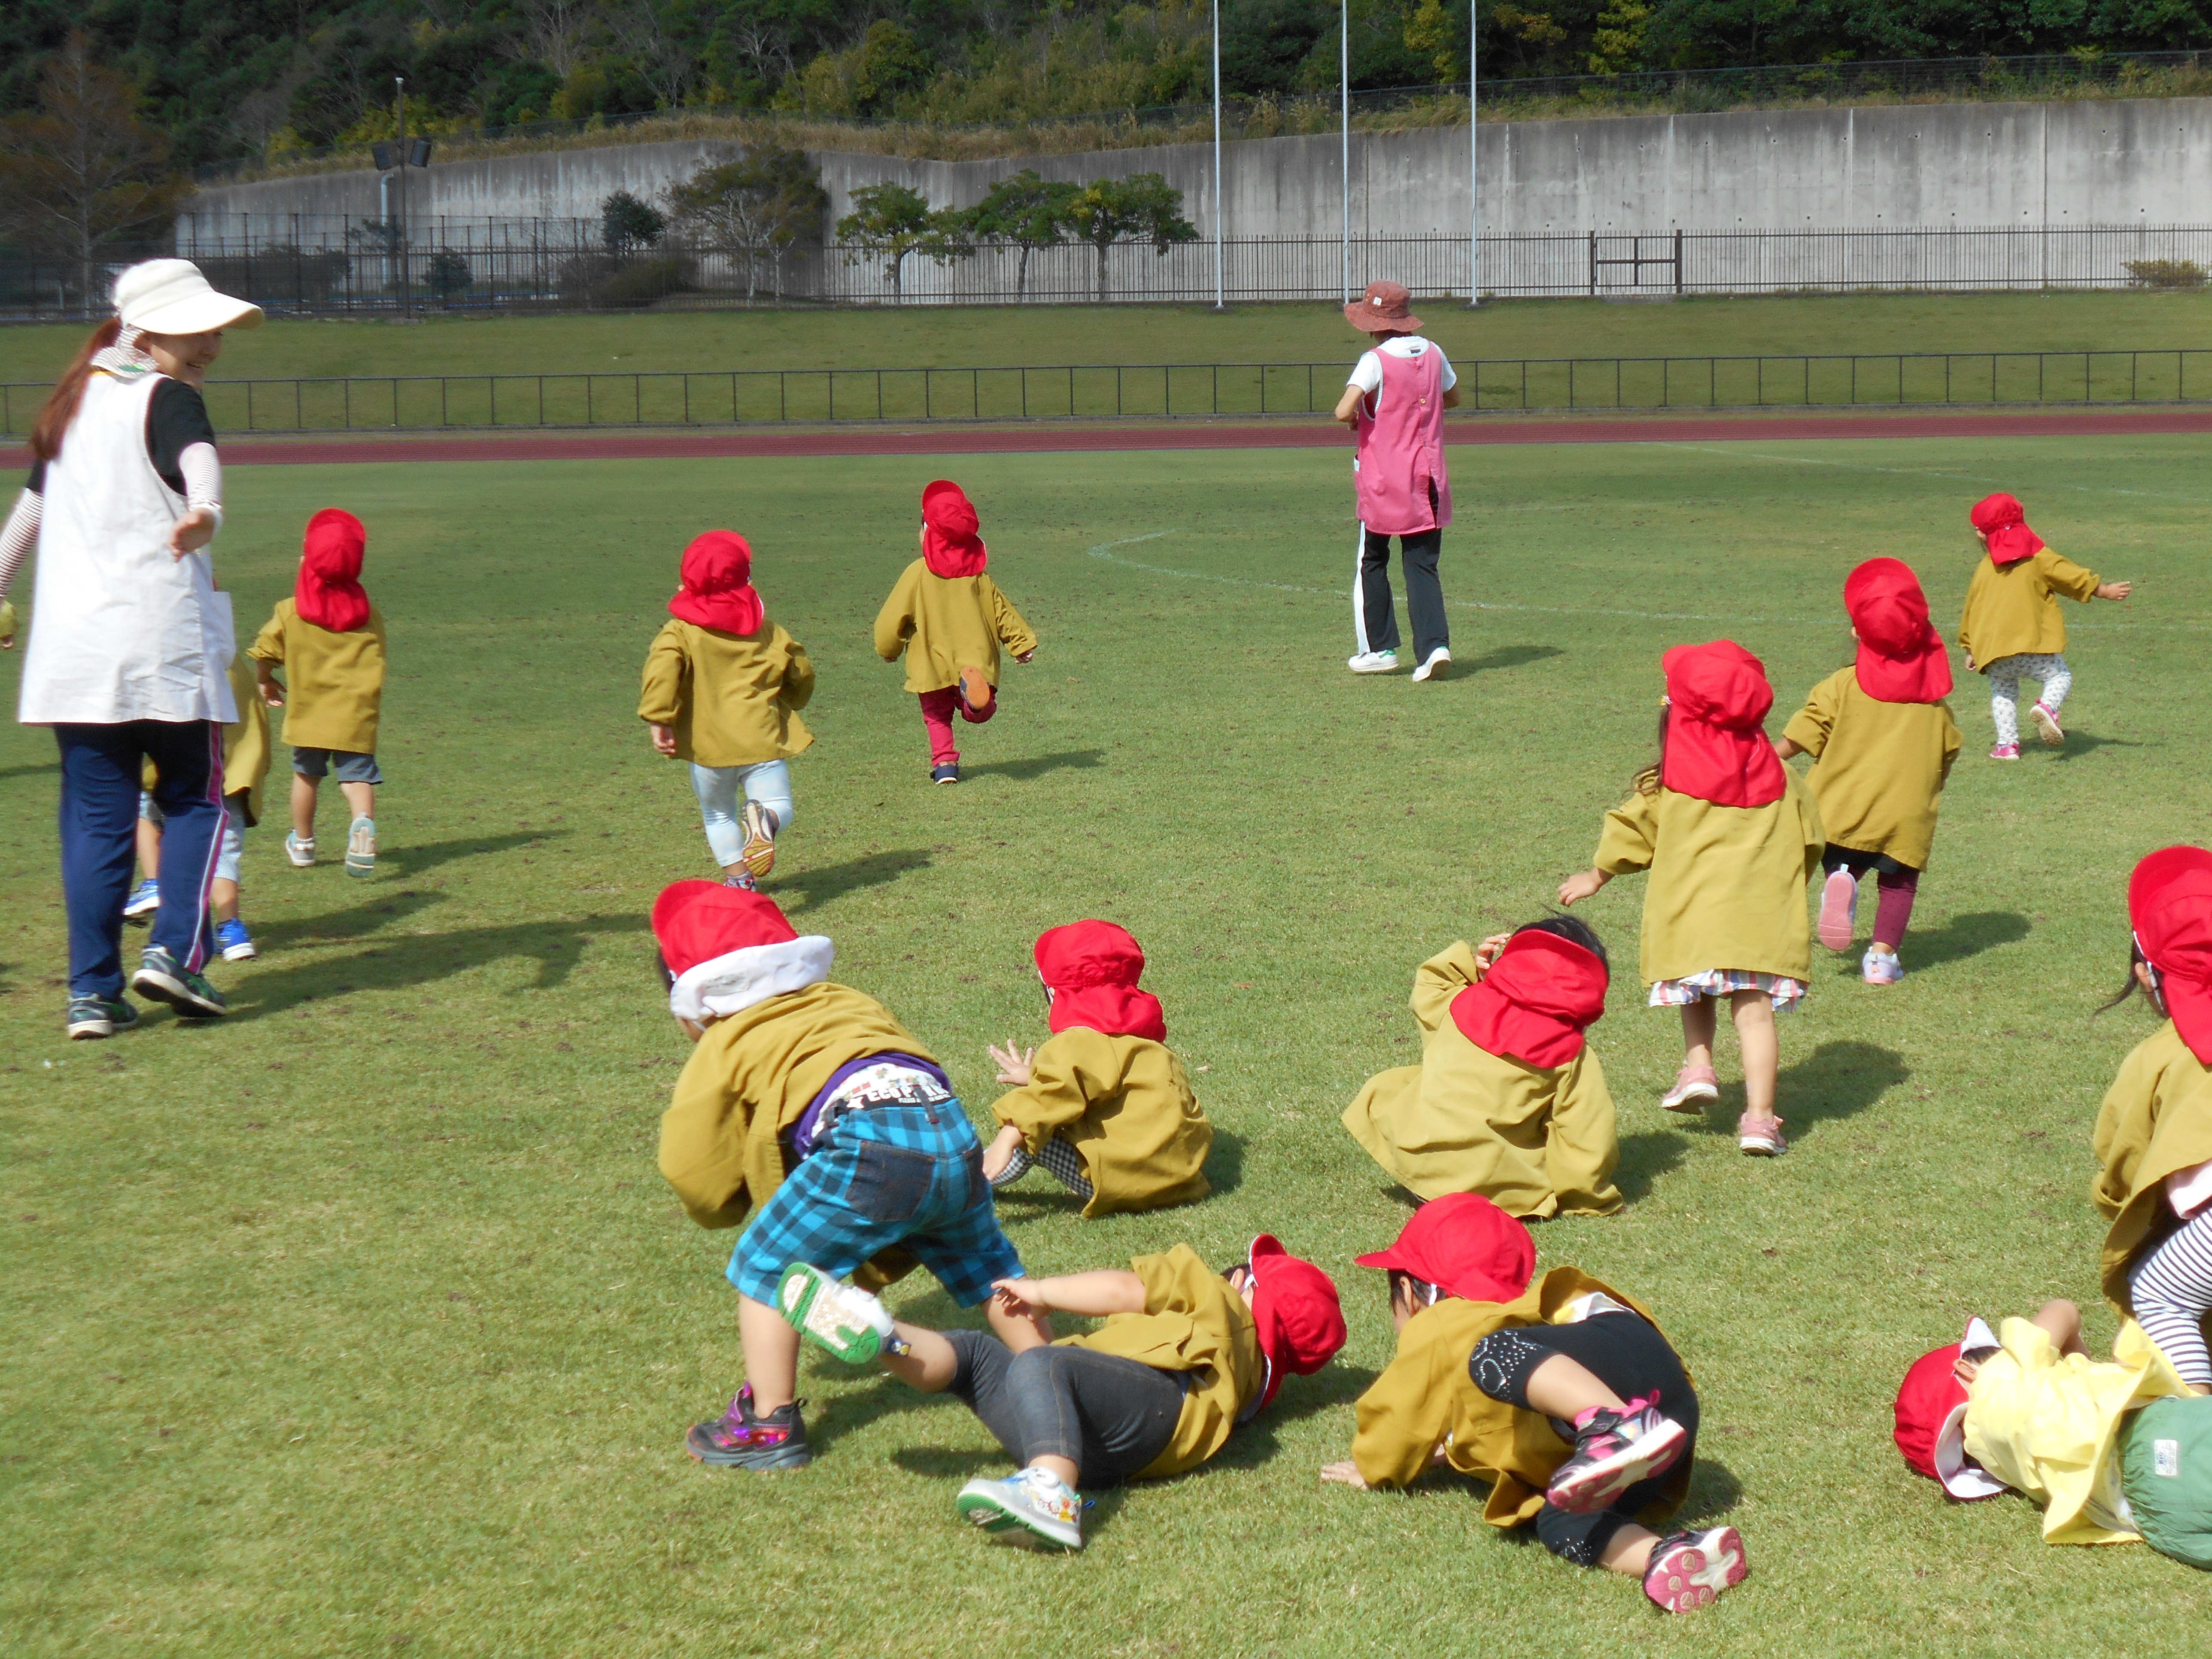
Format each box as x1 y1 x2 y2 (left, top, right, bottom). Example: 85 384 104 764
250 508 386 878
873 479 1036 785
1777 558 1961 988
652 878 1040 1473
638 531 814 889
1342 916 1620 1219
127 650 270 962
1559 641 1823 1158
775 1234 1344 1551
982 919 1213 1216
1321 1194 1744 1614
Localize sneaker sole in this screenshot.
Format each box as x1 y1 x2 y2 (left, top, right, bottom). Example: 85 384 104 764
1659 1082 1720 1113
1647 1528 1747 1613
1348 662 1398 675
123 908 158 927
954 1489 1081 1550
67 1016 115 1039
131 965 227 1019
741 825 777 881
776 1264 884 1365
1546 1417 1689 1514
287 845 316 866
222 942 259 963
683 1422 811 1470
1739 1131 1786 1156
2030 706 2064 747
1816 872 1858 952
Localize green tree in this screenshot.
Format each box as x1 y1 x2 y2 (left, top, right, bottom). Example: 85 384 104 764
1064 173 1198 303
954 168 1080 301
1586 0 1653 73
424 249 473 304
668 146 826 299
600 188 667 254
834 179 940 302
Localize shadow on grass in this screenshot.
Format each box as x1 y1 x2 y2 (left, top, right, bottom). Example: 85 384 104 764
1674 1455 1745 1527
1896 910 2030 973
254 887 451 949
961 750 1106 782
0 760 58 784
1615 1128 1689 1204
1458 644 1565 676
1699 1039 1907 1141
375 829 569 879
1202 1127 1244 1196
772 849 933 915
1204 1363 1381 1475
2051 732 2143 762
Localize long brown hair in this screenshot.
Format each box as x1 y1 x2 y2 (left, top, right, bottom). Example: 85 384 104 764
31 318 121 463
1631 701 1671 795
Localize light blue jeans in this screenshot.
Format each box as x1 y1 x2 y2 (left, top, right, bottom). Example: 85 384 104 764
690 760 793 869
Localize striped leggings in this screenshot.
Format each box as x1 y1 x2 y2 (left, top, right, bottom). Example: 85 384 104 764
2131 1211 2212 1388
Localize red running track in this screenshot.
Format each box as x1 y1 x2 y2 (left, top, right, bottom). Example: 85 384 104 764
9 406 2212 468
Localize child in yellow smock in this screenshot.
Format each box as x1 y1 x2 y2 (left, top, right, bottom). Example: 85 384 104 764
638 530 814 888
873 478 1036 785
1322 1194 1746 1615
250 508 386 878
1560 640 1823 1158
981 919 1212 1216
1960 492 2132 760
128 650 271 962
1343 915 1620 1218
1777 557 1962 987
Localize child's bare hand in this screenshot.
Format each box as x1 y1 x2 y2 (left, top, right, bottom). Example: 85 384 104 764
2097 580 2133 601
991 1277 1050 1318
1319 1460 1370 1490
1015 650 1034 663
1557 869 1608 906
258 678 285 707
988 1040 1035 1085
1472 932 1513 974
648 721 678 757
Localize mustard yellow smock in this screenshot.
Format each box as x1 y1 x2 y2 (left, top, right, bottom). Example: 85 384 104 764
873 559 1037 694
637 617 814 767
1782 667 1960 871
1958 547 2102 668
249 598 387 753
990 1028 1211 1218
2093 1021 2212 1316
140 655 273 825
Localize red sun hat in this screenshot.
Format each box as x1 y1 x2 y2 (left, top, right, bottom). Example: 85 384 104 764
2129 846 2212 1064
1893 1320 2006 1499
668 530 764 635
1659 640 1787 809
1353 1192 1537 1305
1345 279 1424 334
651 879 832 1023
1035 920 1167 1042
1844 557 1954 704
295 507 371 632
1450 929 1608 1070
1970 492 2045 567
921 479 988 578
1246 1235 1347 1411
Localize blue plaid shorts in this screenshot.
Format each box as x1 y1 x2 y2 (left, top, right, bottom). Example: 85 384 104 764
727 1098 1024 1307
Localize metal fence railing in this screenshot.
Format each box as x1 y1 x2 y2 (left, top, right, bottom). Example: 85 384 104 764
8 225 2212 319
6 351 2206 437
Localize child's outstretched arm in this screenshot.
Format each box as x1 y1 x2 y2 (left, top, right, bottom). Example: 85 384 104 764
782 637 816 710
872 571 918 662
1558 869 1611 905
988 581 1038 662
992 1269 1146 1319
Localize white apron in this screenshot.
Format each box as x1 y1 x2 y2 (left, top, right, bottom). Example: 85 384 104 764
18 370 235 726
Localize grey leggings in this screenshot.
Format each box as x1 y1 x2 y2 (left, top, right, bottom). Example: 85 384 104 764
943 1329 1185 1487
2131 1211 2212 1389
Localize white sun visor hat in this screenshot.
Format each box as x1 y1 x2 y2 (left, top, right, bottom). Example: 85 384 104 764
112 259 263 335
1935 1317 2009 1500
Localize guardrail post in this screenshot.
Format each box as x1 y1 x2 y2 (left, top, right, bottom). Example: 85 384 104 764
1673 228 1683 295
1588 231 1597 296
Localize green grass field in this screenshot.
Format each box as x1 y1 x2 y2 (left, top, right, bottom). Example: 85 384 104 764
6 288 2212 389
4 431 2212 1656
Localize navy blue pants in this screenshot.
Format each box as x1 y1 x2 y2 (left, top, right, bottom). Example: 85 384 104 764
55 721 225 998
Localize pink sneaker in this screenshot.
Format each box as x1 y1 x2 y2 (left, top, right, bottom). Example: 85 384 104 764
1817 869 1859 952
1659 1064 1720 1112
1989 742 2021 761
1738 1112 1787 1156
2029 701 2064 747
1644 1526 1748 1613
1545 1393 1691 1513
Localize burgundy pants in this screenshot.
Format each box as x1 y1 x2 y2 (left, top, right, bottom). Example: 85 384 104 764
918 683 996 766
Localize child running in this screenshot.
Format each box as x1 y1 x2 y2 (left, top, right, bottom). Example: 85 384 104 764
1893 1299 2191 1548
873 479 1037 784
982 920 1212 1216
1342 917 1621 1219
249 508 386 878
638 530 814 888
126 650 270 962
1321 1194 1744 1614
652 878 1039 1472
1559 641 1823 1157
2092 845 2212 1394
1776 558 1962 987
1958 492 2133 760
773 1234 1345 1550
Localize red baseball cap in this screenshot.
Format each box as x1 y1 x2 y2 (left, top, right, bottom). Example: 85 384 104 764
1246 1235 1346 1411
1893 1318 2005 1499
2130 846 2212 1065
1353 1193 1537 1305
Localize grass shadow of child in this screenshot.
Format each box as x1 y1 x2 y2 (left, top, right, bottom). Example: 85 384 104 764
1672 1455 1745 1528
1614 1128 1689 1204
959 749 1107 783
1891 910 2030 972
773 849 933 915
1458 644 1566 676
1700 1039 1908 1142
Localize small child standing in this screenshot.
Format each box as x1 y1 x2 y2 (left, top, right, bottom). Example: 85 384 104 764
1322 1194 1744 1615
1343 917 1621 1219
126 650 271 961
1776 558 1962 987
873 479 1037 784
638 531 814 888
651 879 1039 1472
981 920 1212 1216
249 508 386 878
1559 641 1824 1157
2091 845 2212 1393
1958 492 2133 760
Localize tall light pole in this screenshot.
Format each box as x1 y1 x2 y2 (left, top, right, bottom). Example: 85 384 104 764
1340 0 1350 304
395 76 412 321
1467 2 1480 307
1212 0 1224 310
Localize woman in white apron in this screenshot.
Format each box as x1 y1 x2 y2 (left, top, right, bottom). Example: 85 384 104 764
0 260 261 1036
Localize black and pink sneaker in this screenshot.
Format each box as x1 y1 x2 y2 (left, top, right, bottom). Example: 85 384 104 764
1643 1526 1747 1613
1544 1392 1689 1513
685 1385 811 1471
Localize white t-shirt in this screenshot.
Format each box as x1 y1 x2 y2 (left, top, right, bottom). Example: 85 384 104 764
1348 335 1457 407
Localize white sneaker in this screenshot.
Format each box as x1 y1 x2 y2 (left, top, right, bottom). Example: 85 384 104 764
1411 647 1451 683
775 1261 896 1364
956 1467 1085 1550
1863 947 1904 986
1347 649 1399 674
285 833 316 867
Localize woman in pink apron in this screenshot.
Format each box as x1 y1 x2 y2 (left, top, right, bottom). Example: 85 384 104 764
1334 281 1461 682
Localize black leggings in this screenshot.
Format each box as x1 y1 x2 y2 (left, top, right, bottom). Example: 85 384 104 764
942 1330 1185 1488
1468 1313 1699 1567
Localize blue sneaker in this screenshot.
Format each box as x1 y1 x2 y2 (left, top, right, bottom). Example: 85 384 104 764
66 994 139 1039
132 945 228 1018
123 879 160 924
215 918 258 962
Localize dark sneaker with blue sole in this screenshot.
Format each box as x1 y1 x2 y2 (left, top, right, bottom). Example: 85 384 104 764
131 946 228 1018
685 1386 811 1471
66 995 140 1039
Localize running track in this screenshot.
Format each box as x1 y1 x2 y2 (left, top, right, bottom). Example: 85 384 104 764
8 405 2212 468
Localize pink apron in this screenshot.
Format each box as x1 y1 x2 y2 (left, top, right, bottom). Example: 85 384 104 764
1353 343 1452 536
